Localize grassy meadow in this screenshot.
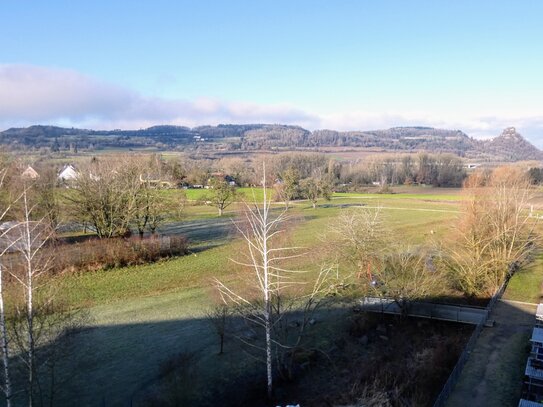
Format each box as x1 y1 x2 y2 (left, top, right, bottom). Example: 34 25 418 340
57 188 463 310
39 186 543 405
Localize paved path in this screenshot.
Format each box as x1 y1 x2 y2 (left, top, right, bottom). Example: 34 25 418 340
445 300 536 407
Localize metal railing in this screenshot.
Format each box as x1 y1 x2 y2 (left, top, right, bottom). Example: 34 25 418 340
360 297 488 325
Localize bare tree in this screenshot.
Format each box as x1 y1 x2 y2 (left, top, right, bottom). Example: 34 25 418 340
300 176 332 209
215 168 285 397
68 156 142 238
371 247 444 313
205 178 238 216
215 165 334 398
444 166 537 297
274 166 300 210
0 167 19 407
4 186 88 405
7 190 56 406
134 184 165 238
327 206 443 311
327 206 389 283
31 166 61 231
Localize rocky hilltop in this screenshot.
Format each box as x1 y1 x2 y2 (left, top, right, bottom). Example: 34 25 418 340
477 127 543 161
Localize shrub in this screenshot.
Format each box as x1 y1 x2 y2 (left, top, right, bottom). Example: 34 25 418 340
53 235 189 273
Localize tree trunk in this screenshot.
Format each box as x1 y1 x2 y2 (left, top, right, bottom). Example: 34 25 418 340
263 188 273 399
218 207 223 216
23 194 34 407
0 263 12 407
312 200 316 209
25 225 34 407
265 300 272 399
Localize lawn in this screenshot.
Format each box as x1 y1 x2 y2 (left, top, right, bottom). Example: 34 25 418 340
58 192 461 310
503 253 543 303
39 190 491 406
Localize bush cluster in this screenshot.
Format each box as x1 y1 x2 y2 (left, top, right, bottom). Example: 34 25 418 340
54 235 189 273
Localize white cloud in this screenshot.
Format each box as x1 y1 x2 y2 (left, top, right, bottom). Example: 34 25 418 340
1 64 542 147
0 64 319 130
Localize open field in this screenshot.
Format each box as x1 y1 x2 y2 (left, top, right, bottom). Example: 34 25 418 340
19 186 543 406
504 255 543 304
58 190 463 309
30 189 470 405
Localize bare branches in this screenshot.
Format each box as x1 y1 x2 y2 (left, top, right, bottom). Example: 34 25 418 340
444 166 538 297
214 163 335 398
326 206 389 283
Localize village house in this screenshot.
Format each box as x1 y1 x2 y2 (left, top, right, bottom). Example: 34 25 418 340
21 165 39 180
58 164 79 183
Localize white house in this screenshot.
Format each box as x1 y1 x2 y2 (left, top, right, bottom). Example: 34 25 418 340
58 164 78 182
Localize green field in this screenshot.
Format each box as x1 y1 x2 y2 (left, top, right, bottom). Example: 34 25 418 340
58 191 462 310
35 187 543 405
504 254 543 303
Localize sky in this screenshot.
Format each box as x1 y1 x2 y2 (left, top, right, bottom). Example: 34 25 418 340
2 1 543 145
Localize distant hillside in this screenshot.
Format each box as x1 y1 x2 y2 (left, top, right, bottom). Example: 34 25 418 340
477 127 543 161
1 124 541 161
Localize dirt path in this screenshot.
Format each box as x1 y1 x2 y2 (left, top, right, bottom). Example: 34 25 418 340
445 300 535 407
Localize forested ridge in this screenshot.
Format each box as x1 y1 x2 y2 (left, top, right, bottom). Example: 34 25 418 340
1 124 541 161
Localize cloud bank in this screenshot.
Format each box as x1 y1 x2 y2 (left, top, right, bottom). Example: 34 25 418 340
2 64 543 146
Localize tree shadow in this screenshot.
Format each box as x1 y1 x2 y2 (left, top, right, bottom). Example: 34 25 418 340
5 299 534 407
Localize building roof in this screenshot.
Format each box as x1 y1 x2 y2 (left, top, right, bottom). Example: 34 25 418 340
21 166 39 179
519 399 543 407
532 327 543 344
526 358 543 379
59 164 78 180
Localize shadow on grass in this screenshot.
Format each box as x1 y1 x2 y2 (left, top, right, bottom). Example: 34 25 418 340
7 298 533 407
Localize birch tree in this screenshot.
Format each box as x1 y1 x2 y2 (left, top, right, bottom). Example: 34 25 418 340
216 169 284 398
9 190 55 406
215 165 334 398
0 167 18 407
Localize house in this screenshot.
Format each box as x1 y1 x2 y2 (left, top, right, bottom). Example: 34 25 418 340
58 164 78 181
21 166 39 180
206 172 237 187
466 163 481 169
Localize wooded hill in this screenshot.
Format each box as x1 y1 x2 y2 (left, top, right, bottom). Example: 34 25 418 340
1 124 541 161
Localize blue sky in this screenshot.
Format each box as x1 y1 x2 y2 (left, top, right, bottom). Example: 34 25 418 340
2 1 543 144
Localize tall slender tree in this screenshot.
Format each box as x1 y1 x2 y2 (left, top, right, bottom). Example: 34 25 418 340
8 190 55 406
0 168 17 407
215 164 302 398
